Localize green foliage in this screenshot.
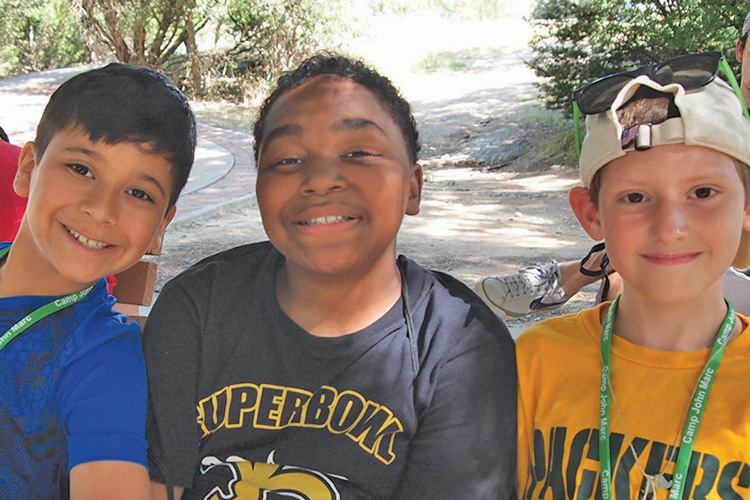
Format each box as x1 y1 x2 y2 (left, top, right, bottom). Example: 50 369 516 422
73 0 212 66
417 50 472 72
0 0 85 76
528 0 746 114
184 0 349 100
224 0 340 75
0 0 345 100
416 47 508 72
521 107 578 168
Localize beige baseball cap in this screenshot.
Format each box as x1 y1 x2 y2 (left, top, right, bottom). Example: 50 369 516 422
579 76 750 268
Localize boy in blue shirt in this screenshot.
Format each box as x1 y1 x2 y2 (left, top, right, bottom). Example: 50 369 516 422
0 63 196 499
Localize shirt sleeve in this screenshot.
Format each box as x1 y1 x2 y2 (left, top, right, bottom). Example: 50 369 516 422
393 314 517 499
142 280 204 488
56 328 148 469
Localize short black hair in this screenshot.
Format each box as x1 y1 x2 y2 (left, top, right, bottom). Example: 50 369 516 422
35 63 196 208
253 53 420 164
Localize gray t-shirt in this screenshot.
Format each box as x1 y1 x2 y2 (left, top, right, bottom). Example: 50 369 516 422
144 241 516 499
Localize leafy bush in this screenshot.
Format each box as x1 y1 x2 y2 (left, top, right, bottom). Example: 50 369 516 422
0 0 86 76
224 0 342 76
528 0 746 114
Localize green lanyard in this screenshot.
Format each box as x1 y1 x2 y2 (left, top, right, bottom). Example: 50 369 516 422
0 246 94 351
599 295 735 500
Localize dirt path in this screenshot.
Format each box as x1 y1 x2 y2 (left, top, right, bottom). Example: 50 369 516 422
160 16 602 332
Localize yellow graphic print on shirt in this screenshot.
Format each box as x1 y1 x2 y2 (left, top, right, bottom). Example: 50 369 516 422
200 452 344 500
197 383 404 464
522 426 750 499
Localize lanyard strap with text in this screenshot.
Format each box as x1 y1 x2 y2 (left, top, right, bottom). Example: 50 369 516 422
0 245 94 351
598 295 735 500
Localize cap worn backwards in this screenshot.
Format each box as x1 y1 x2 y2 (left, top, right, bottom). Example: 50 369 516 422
579 76 750 187
743 10 750 38
579 75 750 268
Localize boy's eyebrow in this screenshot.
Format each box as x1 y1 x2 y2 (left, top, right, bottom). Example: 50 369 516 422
63 146 168 198
64 145 104 160
139 173 168 198
262 124 303 148
262 118 388 148
334 118 387 135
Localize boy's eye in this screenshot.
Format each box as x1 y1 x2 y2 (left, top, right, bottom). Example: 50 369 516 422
68 163 93 178
693 187 715 199
266 157 303 170
279 158 302 165
345 150 376 159
624 192 644 203
127 188 154 202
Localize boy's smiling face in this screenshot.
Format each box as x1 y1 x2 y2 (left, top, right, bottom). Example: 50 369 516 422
572 144 750 306
10 127 176 294
256 75 422 279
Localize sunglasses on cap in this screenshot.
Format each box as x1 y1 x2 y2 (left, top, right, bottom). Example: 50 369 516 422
572 51 750 156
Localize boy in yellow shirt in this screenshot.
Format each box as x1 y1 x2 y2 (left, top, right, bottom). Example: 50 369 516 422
517 52 750 499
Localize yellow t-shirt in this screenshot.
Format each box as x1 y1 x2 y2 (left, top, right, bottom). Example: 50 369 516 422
517 304 750 500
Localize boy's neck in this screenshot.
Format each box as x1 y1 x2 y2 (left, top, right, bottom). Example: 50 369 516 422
0 236 94 298
610 287 742 351
275 255 403 338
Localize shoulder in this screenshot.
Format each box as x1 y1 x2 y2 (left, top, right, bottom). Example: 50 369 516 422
191 240 276 268
165 241 276 289
69 279 142 356
399 256 512 349
516 305 603 357
148 242 279 326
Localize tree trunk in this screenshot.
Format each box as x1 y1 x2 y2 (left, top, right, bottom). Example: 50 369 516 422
186 12 202 93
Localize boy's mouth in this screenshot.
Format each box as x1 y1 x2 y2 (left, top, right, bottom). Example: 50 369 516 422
297 215 356 226
66 227 110 250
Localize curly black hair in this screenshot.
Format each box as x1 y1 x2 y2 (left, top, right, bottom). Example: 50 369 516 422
253 53 420 164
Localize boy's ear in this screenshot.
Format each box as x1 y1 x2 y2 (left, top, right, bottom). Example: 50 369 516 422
737 39 744 63
742 199 750 234
405 164 423 216
13 142 38 198
569 186 605 240
148 205 177 253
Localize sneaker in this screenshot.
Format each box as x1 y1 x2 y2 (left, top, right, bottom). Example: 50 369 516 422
474 261 570 318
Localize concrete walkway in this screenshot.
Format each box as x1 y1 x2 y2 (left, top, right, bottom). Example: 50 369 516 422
0 65 255 226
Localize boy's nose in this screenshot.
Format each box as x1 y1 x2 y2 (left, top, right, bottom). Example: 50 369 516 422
652 199 687 240
79 189 118 223
300 157 347 195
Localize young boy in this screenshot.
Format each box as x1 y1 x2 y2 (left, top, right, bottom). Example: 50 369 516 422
517 54 750 499
144 53 517 500
479 10 750 321
0 63 196 499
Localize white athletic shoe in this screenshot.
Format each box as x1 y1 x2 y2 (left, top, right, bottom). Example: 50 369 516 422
475 261 570 318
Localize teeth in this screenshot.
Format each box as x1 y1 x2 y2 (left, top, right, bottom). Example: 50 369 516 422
67 227 108 250
300 215 351 226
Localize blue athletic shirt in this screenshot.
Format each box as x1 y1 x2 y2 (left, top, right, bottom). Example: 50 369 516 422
0 242 148 499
